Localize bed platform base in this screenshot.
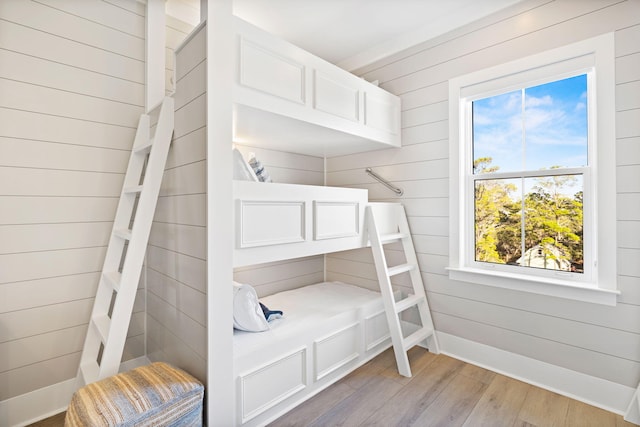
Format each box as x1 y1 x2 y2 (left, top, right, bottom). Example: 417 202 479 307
233 282 397 426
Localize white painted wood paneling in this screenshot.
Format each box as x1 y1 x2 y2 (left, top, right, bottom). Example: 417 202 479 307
0 20 144 84
617 137 640 167
0 79 142 128
0 273 99 313
0 167 124 197
0 353 80 401
0 137 130 173
0 196 118 225
146 292 206 359
327 0 640 409
0 0 146 403
146 268 206 326
0 49 143 106
0 0 144 59
0 108 136 150
0 223 111 255
149 223 206 259
145 23 208 388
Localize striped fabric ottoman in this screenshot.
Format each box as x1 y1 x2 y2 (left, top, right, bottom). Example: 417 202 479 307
65 362 204 427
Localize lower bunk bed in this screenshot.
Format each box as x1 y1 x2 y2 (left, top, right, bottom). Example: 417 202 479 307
233 281 397 426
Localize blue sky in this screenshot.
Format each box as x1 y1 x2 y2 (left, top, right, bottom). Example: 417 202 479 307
472 74 588 174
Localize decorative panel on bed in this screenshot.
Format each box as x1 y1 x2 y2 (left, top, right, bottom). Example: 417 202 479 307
233 181 368 267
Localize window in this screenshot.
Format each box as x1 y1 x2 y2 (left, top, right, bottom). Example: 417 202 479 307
448 34 618 305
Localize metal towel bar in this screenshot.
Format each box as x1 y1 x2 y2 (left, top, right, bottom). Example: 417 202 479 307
365 167 403 196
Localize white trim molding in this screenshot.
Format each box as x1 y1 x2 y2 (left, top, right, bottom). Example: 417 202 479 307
0 356 150 427
438 332 636 417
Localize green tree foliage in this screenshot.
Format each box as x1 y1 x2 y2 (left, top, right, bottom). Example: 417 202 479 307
474 159 583 272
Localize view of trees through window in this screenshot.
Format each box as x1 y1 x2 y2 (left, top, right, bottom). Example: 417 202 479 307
471 74 588 273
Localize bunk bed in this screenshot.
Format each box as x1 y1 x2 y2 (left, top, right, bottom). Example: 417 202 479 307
232 180 402 426
173 16 406 427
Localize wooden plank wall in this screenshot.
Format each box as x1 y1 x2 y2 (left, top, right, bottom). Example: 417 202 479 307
147 24 207 383
326 0 640 395
0 0 146 401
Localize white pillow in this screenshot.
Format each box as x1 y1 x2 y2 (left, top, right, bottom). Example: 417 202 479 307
232 282 269 332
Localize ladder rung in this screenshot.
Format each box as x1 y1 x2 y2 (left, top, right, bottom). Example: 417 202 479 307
403 327 433 351
103 271 122 293
113 228 132 240
92 314 111 344
80 361 100 385
394 294 424 313
387 263 416 277
133 138 153 154
123 185 143 194
380 232 409 244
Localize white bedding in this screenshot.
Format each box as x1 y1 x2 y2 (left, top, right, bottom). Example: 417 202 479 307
233 281 383 355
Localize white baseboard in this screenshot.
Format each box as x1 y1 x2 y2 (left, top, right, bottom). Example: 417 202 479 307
0 356 151 427
437 332 636 417
626 387 640 424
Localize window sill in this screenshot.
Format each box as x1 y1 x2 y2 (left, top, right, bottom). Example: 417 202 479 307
447 267 619 306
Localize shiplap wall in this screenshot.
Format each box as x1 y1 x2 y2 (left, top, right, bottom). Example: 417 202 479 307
146 24 207 383
327 0 640 395
166 15 195 94
0 0 145 401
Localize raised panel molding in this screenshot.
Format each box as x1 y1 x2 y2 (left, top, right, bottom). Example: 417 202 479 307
313 70 359 122
239 348 307 423
365 91 399 134
314 323 360 381
239 37 305 104
313 201 360 240
237 200 306 248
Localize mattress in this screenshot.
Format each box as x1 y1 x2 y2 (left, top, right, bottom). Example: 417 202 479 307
233 281 383 356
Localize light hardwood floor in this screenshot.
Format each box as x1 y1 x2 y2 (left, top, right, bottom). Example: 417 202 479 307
28 348 636 427
269 347 637 427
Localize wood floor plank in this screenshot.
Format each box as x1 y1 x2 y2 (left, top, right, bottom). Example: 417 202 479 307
268 382 355 427
617 415 639 427
409 370 487 427
462 374 530 427
565 400 617 427
517 386 570 427
361 354 465 426
338 347 397 390
26 412 65 427
379 346 439 385
458 362 496 385
307 375 404 427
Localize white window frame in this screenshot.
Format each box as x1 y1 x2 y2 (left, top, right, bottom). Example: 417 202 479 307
448 33 619 306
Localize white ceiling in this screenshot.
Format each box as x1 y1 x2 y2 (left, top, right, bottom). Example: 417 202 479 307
170 0 525 72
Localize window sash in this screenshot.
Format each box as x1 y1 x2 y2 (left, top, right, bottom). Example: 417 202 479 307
464 167 592 283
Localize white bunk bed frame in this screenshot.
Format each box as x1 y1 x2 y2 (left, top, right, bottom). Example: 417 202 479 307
232 181 397 426
170 11 433 426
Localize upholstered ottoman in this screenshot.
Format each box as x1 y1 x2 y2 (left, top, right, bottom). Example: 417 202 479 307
65 362 204 427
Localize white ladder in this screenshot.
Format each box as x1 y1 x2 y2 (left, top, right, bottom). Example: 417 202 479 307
367 203 440 377
76 97 174 385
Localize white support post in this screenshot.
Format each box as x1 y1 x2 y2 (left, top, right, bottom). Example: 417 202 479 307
146 0 166 112
206 1 235 426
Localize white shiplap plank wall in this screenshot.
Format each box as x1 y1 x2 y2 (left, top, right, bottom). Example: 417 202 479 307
146 23 207 384
0 0 145 402
326 0 640 398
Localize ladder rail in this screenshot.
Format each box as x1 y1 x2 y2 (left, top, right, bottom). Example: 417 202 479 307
77 96 174 385
366 203 440 378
